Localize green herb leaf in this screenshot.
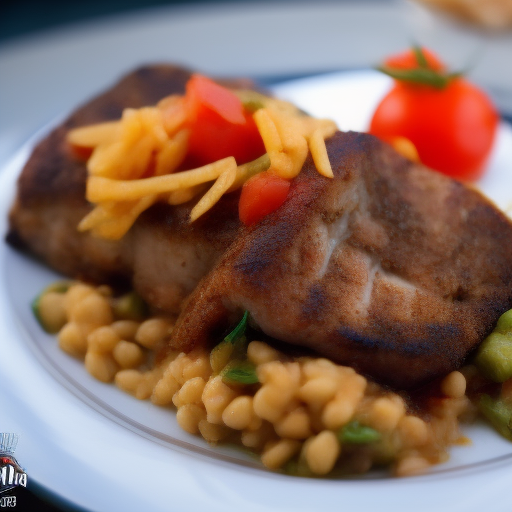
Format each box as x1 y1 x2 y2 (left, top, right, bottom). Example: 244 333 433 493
224 311 249 344
221 360 259 385
234 90 268 113
211 312 251 374
338 421 381 444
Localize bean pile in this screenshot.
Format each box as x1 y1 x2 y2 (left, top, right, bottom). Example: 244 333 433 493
36 281 476 477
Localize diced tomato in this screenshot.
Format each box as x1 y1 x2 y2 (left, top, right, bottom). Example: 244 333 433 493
184 74 265 166
239 171 291 226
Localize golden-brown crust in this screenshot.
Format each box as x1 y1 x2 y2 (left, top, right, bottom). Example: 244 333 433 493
15 65 195 210
7 64 243 310
169 132 512 389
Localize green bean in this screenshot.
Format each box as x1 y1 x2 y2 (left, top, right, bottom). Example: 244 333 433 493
112 291 148 321
32 281 71 333
221 360 259 385
495 309 512 334
474 309 512 382
338 421 381 445
478 394 512 441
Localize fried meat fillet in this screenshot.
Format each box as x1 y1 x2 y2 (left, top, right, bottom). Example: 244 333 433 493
7 65 242 313
7 67 512 388
169 132 512 388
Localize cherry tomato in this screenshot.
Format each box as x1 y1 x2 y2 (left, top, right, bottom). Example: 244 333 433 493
239 171 290 226
369 48 499 181
185 74 265 167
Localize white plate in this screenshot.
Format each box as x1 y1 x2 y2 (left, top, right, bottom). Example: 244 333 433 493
1 2 512 510
1 68 512 512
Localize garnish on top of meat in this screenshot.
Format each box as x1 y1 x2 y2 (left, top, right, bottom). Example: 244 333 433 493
67 72 337 239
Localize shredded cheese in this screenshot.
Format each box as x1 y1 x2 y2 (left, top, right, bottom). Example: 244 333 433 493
67 86 338 240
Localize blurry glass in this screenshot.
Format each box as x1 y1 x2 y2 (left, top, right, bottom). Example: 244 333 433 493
403 0 512 112
413 0 512 31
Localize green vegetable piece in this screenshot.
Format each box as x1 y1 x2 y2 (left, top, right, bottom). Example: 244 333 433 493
32 281 71 333
210 340 235 374
495 309 512 335
210 311 250 374
224 311 249 344
243 99 265 113
31 296 45 330
235 90 268 113
478 394 512 441
113 291 149 321
228 154 271 192
283 457 312 477
474 331 512 383
338 421 381 445
44 281 72 294
221 360 259 385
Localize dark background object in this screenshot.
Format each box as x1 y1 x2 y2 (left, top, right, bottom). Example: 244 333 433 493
1 0 204 43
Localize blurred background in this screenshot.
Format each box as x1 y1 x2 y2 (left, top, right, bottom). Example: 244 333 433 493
1 0 257 42
1 0 511 168
1 0 511 165
2 0 512 44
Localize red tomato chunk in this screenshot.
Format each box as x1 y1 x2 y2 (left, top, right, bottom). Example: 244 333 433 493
239 172 291 226
185 74 265 167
